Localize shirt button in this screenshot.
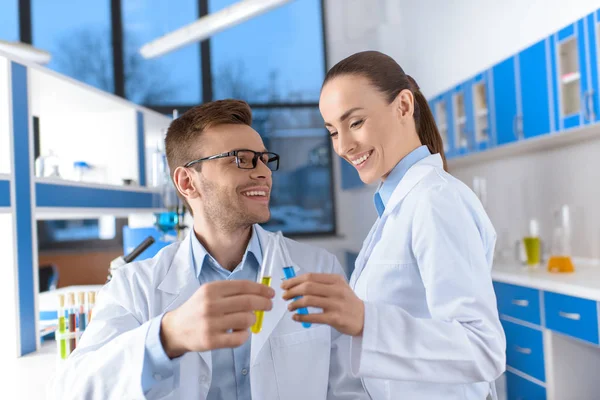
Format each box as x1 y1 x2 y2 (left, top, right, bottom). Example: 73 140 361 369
241 368 248 376
153 374 162 381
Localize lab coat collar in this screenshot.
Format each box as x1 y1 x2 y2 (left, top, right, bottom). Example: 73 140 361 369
156 225 300 369
382 153 444 219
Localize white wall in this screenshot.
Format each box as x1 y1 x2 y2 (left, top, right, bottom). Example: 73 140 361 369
313 0 600 266
396 0 600 98
0 56 11 174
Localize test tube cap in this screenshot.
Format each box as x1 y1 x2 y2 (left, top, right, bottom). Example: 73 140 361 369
68 292 75 305
58 293 65 307
78 292 85 304
88 291 96 304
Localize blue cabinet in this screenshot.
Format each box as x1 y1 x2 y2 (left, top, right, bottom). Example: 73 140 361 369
506 371 547 400
552 19 590 130
471 72 494 151
502 320 546 382
451 82 472 155
429 10 600 160
493 282 542 325
518 39 554 138
430 93 457 158
544 291 600 344
587 11 600 123
491 57 519 146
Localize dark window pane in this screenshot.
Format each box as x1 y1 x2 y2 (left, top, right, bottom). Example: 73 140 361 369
210 0 325 103
0 0 19 42
255 107 334 235
122 1 201 105
32 1 114 92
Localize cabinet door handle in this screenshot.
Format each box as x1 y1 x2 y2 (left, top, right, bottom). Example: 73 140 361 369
559 311 581 321
514 345 532 355
512 115 524 139
511 299 529 307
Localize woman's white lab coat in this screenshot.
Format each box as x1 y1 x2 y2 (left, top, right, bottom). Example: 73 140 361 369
349 153 506 400
49 226 367 400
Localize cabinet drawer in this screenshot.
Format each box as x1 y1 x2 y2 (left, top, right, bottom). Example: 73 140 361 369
506 371 546 400
501 320 545 382
494 282 541 325
544 291 599 344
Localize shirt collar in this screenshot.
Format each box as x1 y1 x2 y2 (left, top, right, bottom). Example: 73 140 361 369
190 225 263 278
373 145 431 217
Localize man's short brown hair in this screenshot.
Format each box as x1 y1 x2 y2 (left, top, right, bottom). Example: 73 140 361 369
165 99 253 178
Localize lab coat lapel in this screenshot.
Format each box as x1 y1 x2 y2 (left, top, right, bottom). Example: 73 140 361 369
156 233 212 373
250 226 295 366
350 154 443 288
382 153 443 218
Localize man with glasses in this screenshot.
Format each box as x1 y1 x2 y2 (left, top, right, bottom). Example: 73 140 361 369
51 100 367 400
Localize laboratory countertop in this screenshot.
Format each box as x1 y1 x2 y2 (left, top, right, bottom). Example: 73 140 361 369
7 340 57 399
492 260 600 301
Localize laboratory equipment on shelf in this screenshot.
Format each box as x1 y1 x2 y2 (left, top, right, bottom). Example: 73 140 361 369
251 235 277 334
547 205 575 273
107 236 156 282
523 219 541 268
73 161 92 182
55 289 98 360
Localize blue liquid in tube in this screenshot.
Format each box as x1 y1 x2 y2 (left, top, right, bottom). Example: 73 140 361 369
283 266 311 328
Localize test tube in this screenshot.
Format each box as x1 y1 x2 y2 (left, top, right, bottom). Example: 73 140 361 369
87 291 96 323
278 232 311 328
251 236 276 334
67 292 77 352
57 294 67 359
78 292 87 332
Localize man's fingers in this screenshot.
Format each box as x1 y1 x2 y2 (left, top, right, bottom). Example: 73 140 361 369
288 295 332 312
280 273 342 290
214 312 257 332
218 295 273 314
291 312 332 326
211 330 251 349
282 281 332 301
204 280 275 298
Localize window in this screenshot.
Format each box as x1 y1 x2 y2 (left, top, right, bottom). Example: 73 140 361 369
209 0 325 104
32 1 113 92
37 217 127 252
0 0 19 42
255 107 334 235
122 0 201 105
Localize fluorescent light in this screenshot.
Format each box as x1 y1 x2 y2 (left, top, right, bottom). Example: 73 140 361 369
0 40 51 64
140 0 292 59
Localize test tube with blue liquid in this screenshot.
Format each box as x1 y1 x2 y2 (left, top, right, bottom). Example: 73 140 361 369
277 232 311 328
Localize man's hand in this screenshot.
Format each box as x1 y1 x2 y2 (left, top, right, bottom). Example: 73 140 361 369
160 280 275 358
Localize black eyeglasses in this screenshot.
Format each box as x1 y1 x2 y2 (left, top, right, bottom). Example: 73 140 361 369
184 149 280 171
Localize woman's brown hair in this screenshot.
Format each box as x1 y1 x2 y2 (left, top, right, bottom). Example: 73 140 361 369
323 51 447 171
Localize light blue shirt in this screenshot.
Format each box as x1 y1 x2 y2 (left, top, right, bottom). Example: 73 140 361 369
142 226 262 400
373 145 431 216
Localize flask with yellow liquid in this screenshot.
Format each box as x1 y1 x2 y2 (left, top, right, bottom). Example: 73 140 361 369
547 205 575 273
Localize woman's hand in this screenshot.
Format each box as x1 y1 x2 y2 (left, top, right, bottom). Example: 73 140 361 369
281 273 365 336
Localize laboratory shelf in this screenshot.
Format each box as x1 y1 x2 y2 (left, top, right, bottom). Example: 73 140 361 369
34 178 164 215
